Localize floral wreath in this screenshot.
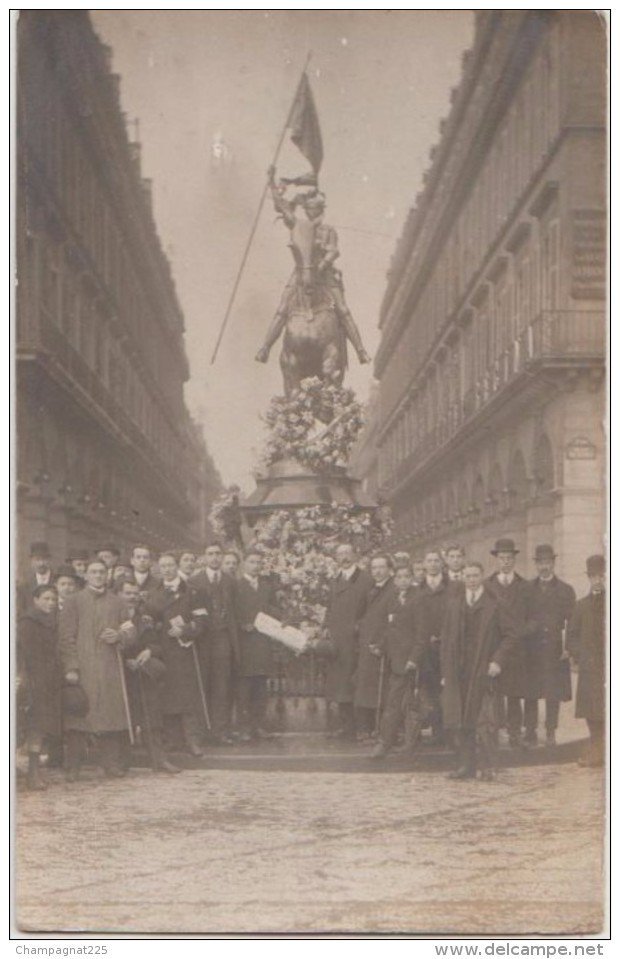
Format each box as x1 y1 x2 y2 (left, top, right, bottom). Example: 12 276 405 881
259 377 364 474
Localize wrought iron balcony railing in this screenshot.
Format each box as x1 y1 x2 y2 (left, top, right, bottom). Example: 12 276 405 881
380 310 605 494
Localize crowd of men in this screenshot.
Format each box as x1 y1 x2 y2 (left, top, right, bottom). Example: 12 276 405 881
16 535 605 791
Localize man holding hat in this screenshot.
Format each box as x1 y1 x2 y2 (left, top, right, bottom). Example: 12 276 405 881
485 538 530 747
118 578 181 774
523 545 576 746
567 555 606 767
58 557 136 780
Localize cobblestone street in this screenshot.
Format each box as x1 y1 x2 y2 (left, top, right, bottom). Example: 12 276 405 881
16 717 605 936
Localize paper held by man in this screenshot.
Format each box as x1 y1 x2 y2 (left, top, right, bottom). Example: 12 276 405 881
253 612 309 653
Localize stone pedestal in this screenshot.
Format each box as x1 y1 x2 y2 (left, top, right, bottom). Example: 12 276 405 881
240 456 375 525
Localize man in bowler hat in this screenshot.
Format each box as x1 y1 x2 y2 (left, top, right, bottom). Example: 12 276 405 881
523 545 576 746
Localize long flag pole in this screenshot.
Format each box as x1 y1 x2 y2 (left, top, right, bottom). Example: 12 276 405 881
210 51 313 365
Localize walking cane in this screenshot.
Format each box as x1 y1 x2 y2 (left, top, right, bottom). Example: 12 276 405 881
403 667 419 755
191 643 211 732
115 646 135 746
137 669 156 768
374 654 386 737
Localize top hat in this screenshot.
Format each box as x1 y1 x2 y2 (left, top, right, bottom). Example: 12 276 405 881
534 544 556 562
30 541 51 558
586 554 605 576
491 538 519 556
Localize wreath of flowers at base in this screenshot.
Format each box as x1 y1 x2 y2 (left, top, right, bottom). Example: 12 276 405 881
208 379 394 638
251 504 393 628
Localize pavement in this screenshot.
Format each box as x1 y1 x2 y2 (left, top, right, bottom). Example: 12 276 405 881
15 710 606 937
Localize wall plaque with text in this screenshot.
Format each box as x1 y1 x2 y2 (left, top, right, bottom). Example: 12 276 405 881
565 436 597 460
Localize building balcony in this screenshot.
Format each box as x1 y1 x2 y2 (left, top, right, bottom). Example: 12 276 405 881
19 317 198 519
380 309 605 496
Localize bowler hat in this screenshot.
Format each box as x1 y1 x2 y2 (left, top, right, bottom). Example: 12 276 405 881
534 544 556 562
62 682 89 718
98 543 120 555
491 538 519 556
586 554 605 576
30 541 51 558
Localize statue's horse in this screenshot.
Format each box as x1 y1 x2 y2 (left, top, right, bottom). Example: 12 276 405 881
279 217 346 397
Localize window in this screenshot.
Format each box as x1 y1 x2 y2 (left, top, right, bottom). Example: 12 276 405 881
531 229 541 319
534 433 554 493
508 449 529 508
62 276 76 343
517 254 531 330
39 240 61 326
80 297 92 365
93 317 107 381
541 217 560 309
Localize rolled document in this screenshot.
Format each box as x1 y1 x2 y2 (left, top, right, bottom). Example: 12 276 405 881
253 612 308 653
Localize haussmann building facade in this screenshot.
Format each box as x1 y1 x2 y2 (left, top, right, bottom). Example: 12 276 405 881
16 11 222 571
360 10 606 587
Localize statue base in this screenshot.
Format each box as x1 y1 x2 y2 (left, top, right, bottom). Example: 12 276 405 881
240 456 375 527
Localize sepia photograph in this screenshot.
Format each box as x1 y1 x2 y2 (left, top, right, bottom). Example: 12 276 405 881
13 6 608 939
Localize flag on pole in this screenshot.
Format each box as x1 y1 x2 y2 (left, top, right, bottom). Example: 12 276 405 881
289 73 323 174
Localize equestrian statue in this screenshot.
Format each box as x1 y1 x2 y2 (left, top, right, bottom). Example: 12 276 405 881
255 167 370 397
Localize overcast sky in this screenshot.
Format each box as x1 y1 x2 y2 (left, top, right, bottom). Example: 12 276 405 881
91 10 474 490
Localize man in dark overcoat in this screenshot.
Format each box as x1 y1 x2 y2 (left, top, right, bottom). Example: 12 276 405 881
118 578 181 774
415 549 461 744
353 554 395 739
485 538 529 747
323 543 371 740
567 554 606 767
191 540 239 744
370 564 420 758
17 584 62 789
233 549 280 740
18 541 54 614
146 553 210 758
440 561 517 780
523 544 576 746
